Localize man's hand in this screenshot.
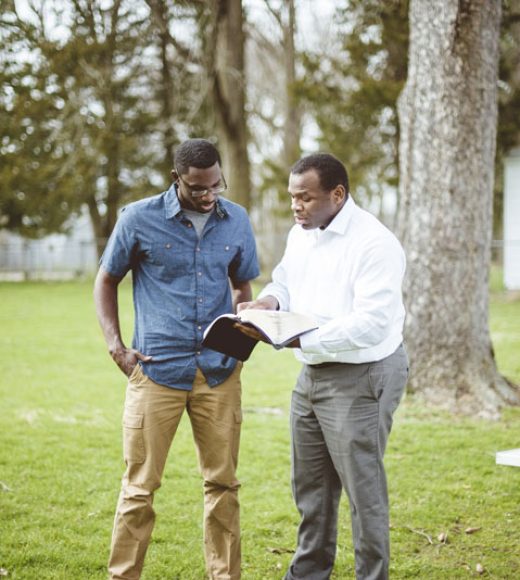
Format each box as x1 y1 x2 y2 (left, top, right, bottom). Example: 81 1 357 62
235 295 280 344
232 322 265 342
237 295 279 312
234 295 302 349
111 346 152 377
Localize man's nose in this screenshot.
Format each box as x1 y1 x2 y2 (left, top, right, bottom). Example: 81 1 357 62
201 190 217 201
291 198 302 211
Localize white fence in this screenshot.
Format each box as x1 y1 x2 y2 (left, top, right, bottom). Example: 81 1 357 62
0 236 516 286
0 237 100 281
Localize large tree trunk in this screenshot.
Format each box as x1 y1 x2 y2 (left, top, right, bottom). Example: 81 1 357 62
397 0 520 418
211 0 251 209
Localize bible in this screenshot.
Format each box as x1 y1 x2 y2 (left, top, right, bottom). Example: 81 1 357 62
202 309 318 361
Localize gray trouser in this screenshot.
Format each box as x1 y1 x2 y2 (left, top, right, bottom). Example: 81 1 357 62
284 345 408 580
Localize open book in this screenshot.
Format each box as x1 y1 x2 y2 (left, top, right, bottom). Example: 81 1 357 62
202 309 318 361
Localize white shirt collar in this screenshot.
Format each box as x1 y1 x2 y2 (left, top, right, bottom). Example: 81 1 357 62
317 195 356 236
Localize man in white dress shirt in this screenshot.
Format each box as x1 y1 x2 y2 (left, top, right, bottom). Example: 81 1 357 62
238 153 408 580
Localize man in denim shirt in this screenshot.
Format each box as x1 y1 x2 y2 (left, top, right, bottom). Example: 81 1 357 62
94 139 259 580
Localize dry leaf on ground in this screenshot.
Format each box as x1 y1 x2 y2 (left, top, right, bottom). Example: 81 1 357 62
465 526 482 534
267 547 294 555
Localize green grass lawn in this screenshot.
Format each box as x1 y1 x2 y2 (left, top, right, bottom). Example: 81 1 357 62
0 279 519 579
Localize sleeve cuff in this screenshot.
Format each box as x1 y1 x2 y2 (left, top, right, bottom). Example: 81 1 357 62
299 328 325 354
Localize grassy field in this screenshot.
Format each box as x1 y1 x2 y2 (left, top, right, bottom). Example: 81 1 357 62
0 279 519 579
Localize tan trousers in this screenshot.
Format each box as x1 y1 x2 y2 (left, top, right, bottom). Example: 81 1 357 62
108 363 243 580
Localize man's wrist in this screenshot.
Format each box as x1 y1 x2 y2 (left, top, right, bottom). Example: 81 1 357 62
108 340 125 357
263 295 279 310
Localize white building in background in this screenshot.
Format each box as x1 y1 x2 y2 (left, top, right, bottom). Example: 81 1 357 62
0 207 98 280
504 148 520 290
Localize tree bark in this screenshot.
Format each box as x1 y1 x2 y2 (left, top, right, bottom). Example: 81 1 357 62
146 0 177 171
282 0 301 168
211 0 251 209
397 0 520 418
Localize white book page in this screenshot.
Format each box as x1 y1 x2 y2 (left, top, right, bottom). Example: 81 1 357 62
238 310 317 345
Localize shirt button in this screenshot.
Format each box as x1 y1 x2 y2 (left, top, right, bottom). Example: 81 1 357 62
198 325 202 330
196 247 201 252
225 245 230 250
187 223 192 228
165 243 171 249
196 351 201 355
198 272 202 276
198 298 203 303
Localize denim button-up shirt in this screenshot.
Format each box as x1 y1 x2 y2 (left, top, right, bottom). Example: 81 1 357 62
101 184 260 390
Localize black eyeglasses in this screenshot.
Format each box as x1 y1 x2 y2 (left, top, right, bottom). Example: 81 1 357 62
176 170 228 198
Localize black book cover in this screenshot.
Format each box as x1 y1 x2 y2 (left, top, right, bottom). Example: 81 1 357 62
202 316 259 361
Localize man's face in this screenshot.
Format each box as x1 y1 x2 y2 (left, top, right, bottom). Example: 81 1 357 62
173 162 224 213
288 169 342 230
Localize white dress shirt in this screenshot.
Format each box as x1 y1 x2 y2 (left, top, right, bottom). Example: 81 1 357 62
258 197 406 364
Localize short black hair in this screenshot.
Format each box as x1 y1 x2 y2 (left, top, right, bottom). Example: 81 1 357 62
291 153 349 194
174 138 222 175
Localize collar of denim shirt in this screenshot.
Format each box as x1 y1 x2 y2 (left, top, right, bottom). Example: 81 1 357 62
164 183 228 221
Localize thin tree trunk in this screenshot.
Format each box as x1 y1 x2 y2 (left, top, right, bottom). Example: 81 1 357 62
103 2 122 249
147 0 176 171
85 196 104 260
397 0 520 418
211 0 251 209
84 0 122 261
282 0 300 168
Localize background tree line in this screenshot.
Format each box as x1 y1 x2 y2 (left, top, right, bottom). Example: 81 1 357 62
1 0 519 415
3 0 519 253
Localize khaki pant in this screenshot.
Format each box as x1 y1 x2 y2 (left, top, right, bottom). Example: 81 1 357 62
108 363 243 580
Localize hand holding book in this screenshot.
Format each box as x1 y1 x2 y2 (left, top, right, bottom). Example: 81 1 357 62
233 321 301 348
203 306 318 361
232 322 264 342
236 295 280 313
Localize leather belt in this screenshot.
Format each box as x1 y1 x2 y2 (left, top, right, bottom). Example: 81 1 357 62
308 361 344 369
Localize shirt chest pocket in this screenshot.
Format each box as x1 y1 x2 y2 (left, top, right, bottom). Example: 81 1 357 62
208 243 240 279
149 242 194 279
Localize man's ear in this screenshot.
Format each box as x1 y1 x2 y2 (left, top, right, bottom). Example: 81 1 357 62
171 168 178 180
332 185 346 204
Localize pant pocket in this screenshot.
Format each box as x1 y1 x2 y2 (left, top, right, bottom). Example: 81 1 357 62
123 412 146 464
368 362 385 400
127 363 141 382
